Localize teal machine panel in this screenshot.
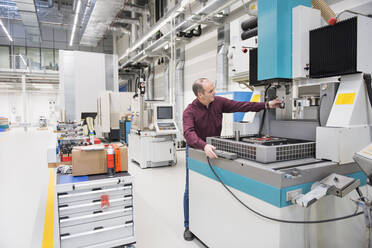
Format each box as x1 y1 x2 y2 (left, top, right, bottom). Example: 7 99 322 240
258 0 311 81
189 157 367 208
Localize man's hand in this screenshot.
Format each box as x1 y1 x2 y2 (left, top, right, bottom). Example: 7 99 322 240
204 144 217 159
268 99 282 109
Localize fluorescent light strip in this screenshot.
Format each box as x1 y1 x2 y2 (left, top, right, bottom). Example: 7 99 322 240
0 19 13 42
69 0 82 46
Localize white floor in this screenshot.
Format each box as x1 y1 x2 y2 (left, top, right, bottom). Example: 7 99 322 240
0 128 206 248
130 151 206 248
0 128 57 248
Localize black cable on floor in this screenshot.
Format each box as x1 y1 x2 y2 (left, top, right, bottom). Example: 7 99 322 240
206 157 364 224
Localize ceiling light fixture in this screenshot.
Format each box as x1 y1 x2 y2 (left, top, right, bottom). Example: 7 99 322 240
0 19 13 42
69 0 82 46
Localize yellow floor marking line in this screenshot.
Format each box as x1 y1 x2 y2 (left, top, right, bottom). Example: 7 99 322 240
42 169 54 248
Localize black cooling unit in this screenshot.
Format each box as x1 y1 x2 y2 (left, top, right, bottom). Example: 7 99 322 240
309 17 358 78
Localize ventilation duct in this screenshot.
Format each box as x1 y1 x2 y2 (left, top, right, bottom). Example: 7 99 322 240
115 17 140 26
109 26 131 35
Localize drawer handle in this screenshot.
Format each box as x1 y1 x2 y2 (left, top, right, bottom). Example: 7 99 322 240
92 199 101 203
92 187 102 191
125 220 133 224
59 204 68 208
58 192 68 196
93 226 104 231
59 216 69 220
124 205 133 209
93 210 103 214
124 183 132 187
60 233 70 237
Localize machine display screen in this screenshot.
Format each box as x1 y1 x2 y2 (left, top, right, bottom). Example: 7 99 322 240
157 106 173 120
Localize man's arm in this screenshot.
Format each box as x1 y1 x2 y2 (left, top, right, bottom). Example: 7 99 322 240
221 97 281 113
221 97 265 113
183 109 217 158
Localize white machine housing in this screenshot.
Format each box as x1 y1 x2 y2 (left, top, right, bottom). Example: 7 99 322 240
96 91 133 138
129 100 178 168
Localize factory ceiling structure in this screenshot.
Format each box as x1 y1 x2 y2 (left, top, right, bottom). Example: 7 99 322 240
0 0 149 48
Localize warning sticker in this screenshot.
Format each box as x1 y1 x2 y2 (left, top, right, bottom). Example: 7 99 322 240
363 145 372 156
335 93 356 105
251 94 261 102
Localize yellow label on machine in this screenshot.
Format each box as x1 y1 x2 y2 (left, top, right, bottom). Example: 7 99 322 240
363 145 372 156
335 93 356 105
251 94 260 102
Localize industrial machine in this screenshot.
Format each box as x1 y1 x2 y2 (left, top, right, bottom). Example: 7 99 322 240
128 78 178 168
188 2 372 248
96 91 134 141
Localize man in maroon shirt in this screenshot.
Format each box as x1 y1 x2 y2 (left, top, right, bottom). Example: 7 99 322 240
182 78 281 241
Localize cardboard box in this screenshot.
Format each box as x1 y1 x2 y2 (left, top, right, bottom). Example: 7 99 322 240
119 146 128 172
72 149 106 176
72 145 128 176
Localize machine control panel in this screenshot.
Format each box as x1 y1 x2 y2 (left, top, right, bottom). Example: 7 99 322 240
153 104 179 135
157 122 177 131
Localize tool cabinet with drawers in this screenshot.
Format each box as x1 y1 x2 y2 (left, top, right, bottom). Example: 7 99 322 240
54 172 135 248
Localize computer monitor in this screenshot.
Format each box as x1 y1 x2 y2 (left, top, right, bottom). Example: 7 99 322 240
81 112 97 120
157 106 173 120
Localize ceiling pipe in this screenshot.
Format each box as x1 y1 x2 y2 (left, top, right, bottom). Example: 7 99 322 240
122 3 150 15
119 0 237 67
109 26 131 35
115 17 140 26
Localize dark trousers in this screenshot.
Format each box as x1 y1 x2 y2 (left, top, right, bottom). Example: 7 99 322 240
183 145 189 228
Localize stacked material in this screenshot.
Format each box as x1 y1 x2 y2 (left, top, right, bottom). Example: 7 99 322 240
0 117 9 131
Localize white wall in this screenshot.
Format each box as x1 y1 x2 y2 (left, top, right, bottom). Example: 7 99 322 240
0 91 59 125
184 27 217 109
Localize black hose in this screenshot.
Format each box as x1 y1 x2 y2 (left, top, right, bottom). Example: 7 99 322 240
241 28 258 40
364 73 372 109
258 84 271 136
318 94 327 126
207 157 364 224
241 17 258 31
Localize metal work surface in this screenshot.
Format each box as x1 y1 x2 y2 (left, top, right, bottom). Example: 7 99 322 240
207 135 316 163
189 148 362 189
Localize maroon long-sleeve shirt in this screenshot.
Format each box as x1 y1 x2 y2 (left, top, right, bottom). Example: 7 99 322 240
183 96 265 150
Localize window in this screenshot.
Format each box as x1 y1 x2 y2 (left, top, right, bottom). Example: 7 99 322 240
54 49 59 70
14 46 26 69
41 48 54 70
0 46 10 68
27 47 41 70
